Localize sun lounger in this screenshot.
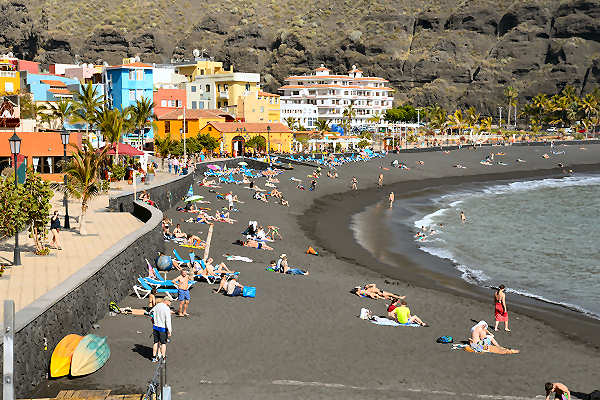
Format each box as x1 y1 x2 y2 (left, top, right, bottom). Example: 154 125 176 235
133 277 178 300
172 249 190 264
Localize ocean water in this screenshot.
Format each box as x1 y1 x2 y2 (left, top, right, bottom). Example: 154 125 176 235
405 174 600 319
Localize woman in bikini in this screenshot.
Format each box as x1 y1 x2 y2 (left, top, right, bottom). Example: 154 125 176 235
494 284 510 331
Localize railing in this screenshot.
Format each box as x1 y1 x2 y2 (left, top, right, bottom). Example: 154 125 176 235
143 357 170 400
0 71 16 78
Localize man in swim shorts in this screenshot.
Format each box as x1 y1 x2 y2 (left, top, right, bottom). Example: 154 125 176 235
545 382 570 400
172 270 191 317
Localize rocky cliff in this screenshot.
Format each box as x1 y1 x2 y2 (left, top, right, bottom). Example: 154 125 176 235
2 0 599 114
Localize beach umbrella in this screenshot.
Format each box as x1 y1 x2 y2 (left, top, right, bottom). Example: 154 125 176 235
238 162 248 166
185 195 204 202
207 164 220 170
50 334 83 378
70 334 110 376
186 184 194 198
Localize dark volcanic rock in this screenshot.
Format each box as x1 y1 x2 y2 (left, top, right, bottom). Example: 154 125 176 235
130 32 163 63
81 28 130 64
0 1 40 59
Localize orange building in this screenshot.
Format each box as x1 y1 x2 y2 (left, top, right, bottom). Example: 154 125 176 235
199 122 292 156
0 131 82 181
153 109 233 141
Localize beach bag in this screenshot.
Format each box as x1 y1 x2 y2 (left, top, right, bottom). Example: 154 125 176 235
436 336 453 344
359 308 371 320
242 286 256 298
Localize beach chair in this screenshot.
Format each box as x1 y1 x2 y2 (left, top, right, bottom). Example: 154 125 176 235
133 277 178 300
172 249 190 264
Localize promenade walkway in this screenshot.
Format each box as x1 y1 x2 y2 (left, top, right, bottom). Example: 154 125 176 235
0 170 176 321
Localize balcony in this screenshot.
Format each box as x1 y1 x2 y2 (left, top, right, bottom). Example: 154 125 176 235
219 90 229 99
0 71 17 78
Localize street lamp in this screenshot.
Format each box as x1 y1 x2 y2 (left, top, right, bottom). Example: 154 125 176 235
60 129 71 229
8 132 22 266
266 125 271 166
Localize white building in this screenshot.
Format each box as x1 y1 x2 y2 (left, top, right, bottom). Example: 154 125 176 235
278 64 394 129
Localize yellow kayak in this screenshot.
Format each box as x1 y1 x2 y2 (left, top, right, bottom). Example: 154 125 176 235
50 334 83 378
70 334 110 376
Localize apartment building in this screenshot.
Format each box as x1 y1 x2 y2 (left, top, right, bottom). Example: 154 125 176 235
278 64 394 129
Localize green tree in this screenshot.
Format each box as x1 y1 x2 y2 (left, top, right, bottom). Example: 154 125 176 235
447 109 467 137
72 82 104 142
197 133 220 153
98 108 127 164
504 86 518 126
0 172 27 241
245 135 267 151
43 99 75 130
154 132 177 168
129 97 155 148
357 139 370 148
21 169 54 253
62 140 109 234
425 104 447 132
315 119 330 132
341 103 356 135
384 104 418 122
284 117 298 130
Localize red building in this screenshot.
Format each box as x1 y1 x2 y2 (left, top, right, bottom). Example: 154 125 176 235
17 60 39 74
153 88 186 118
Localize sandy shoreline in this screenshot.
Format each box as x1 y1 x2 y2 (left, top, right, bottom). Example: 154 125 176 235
33 144 600 400
302 165 600 349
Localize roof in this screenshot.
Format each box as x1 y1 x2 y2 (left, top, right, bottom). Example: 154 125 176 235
49 88 73 95
155 109 227 120
40 79 67 87
107 62 153 69
101 143 145 156
258 91 280 97
0 131 81 157
315 67 330 71
278 84 394 91
206 122 291 133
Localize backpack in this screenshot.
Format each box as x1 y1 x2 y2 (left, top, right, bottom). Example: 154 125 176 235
109 301 121 314
436 336 453 344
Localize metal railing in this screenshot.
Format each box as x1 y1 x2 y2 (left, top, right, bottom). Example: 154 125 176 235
0 71 17 78
143 357 170 400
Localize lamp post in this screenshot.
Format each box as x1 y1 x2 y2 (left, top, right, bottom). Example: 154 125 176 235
8 132 21 266
266 125 271 166
60 129 71 229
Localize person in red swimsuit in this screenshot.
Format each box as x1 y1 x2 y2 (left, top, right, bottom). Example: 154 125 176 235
494 284 510 331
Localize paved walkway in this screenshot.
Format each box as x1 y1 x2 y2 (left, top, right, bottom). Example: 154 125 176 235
0 188 148 322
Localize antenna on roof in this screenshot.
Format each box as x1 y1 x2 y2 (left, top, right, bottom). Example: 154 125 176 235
193 49 200 58
134 56 141 62
7 52 14 58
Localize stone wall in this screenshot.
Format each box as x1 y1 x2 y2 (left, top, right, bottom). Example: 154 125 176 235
0 201 163 398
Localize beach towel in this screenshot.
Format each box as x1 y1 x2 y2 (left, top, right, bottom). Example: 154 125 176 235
223 255 253 262
306 246 319 255
180 243 206 249
369 316 421 327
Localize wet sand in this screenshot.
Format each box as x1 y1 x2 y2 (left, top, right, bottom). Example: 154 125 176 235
33 144 600 400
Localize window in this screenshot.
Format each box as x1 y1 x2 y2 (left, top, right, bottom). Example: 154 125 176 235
165 121 170 133
184 120 189 133
224 84 228 90
129 70 136 80
200 69 205 75
208 126 212 131
161 100 167 107
217 84 220 91
206 84 210 92
245 83 250 91
136 70 144 80
168 100 175 107
129 90 135 100
4 82 13 92
191 85 196 92
198 101 204 109
136 89 143 99
192 101 197 109
260 106 264 113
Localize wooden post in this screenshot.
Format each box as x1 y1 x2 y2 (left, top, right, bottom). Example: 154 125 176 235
4 300 15 400
203 223 214 261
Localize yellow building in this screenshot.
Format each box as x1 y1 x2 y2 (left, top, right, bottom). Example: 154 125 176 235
154 109 230 141
199 122 293 156
237 91 281 123
175 58 261 112
0 57 20 94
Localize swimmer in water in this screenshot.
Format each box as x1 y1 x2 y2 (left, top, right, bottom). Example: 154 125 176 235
460 211 466 223
388 192 395 208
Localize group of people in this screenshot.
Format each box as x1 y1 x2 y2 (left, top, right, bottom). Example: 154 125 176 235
352 284 428 326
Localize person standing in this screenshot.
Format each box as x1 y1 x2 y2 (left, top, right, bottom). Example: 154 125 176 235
460 211 467 223
167 156 173 174
378 173 384 188
172 270 191 317
50 211 62 250
494 284 510 331
150 298 172 362
388 192 395 208
225 191 234 211
351 177 358 190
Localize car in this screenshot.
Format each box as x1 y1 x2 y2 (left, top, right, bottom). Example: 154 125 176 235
547 127 558 132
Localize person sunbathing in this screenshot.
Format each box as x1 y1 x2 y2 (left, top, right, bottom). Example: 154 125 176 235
270 188 282 199
172 224 188 239
201 177 216 186
253 192 268 202
162 225 175 240
362 283 405 300
214 275 244 296
205 258 237 275
280 198 289 206
351 286 382 299
214 211 236 224
235 239 273 250
195 211 213 224
469 320 519 354
542 153 550 159
185 235 205 247
278 254 309 275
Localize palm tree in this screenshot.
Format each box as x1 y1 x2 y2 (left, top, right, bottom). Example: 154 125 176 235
425 104 447 133
62 140 108 234
72 82 104 142
314 119 330 133
129 97 154 149
154 132 177 169
98 108 127 164
43 99 75 130
341 103 356 135
284 117 298 131
447 109 466 137
504 86 518 126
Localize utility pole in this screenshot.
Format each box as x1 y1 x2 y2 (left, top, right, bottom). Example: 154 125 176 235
182 106 187 162
499 107 503 129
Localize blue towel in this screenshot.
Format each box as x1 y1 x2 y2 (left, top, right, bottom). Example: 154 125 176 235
369 316 420 327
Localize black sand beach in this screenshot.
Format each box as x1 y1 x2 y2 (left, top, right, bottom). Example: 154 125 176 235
34 144 600 400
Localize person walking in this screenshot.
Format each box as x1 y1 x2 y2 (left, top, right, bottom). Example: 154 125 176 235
494 284 510 331
49 211 62 250
388 192 395 208
351 177 358 190
378 173 384 188
150 298 172 362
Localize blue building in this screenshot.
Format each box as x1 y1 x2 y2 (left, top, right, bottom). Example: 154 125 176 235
21 72 80 102
105 62 154 142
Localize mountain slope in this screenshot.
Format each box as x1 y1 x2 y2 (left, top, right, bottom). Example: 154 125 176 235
3 0 600 114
